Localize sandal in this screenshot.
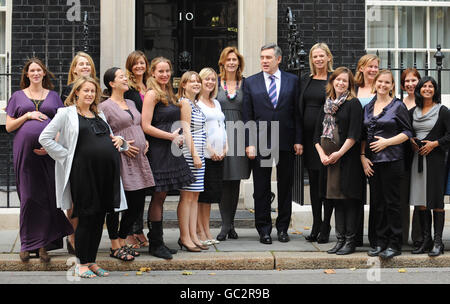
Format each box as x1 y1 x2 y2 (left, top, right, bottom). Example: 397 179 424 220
134 234 149 247
88 263 110 277
126 235 140 249
110 247 135 261
124 245 140 257
75 265 97 279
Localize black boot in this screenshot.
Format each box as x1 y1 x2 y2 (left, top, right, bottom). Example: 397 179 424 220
337 236 356 255
148 221 173 260
328 202 345 254
317 200 333 244
337 201 357 255
412 210 433 254
429 211 445 257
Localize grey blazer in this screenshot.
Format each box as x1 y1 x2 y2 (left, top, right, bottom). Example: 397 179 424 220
39 105 128 212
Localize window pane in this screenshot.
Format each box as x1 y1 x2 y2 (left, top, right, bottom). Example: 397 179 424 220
430 7 450 49
0 0 5 6
367 6 395 48
0 12 5 54
0 57 5 101
398 6 426 49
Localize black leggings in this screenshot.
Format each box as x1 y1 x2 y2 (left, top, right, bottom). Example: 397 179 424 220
106 189 147 240
75 212 106 264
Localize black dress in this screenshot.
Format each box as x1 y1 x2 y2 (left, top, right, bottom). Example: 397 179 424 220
146 102 194 192
300 78 328 170
69 114 121 217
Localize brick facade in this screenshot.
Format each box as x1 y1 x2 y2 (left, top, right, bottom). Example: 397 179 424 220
0 0 100 187
278 0 366 74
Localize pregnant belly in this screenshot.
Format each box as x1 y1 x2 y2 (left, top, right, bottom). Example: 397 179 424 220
15 119 50 149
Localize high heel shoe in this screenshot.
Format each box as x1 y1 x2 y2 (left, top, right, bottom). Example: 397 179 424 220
194 242 209 250
177 239 201 252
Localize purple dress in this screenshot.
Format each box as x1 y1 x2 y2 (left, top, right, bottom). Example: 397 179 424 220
6 90 74 252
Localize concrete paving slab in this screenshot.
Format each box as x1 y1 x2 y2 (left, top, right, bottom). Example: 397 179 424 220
0 230 18 254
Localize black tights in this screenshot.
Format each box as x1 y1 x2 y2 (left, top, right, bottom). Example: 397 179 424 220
106 189 146 240
75 212 106 264
148 191 167 222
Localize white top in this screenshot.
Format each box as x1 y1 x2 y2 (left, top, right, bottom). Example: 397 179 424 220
198 99 227 159
263 69 281 100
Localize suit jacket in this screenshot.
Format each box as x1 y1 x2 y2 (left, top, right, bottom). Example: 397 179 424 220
243 70 302 152
39 105 128 212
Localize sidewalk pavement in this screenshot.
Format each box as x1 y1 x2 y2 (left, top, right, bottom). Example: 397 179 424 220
2 227 450 272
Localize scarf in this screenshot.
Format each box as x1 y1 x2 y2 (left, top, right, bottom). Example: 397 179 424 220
321 91 349 142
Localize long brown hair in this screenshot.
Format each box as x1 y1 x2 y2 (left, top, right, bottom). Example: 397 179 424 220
218 46 244 81
20 57 55 90
126 50 150 91
146 57 177 106
64 76 102 114
325 67 357 100
67 51 98 85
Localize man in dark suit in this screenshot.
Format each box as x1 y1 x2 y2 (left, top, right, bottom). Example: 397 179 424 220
243 43 303 244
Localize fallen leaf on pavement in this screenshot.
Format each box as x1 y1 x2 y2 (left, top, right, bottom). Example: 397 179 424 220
209 273 216 276
249 209 255 214
349 268 357 271
324 269 336 274
140 267 152 272
136 271 143 276
398 268 407 273
291 231 303 235
182 271 193 275
303 226 311 230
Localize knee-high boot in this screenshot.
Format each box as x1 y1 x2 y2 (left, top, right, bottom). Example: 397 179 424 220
148 221 173 260
318 200 334 244
412 209 433 254
328 202 345 254
429 211 445 257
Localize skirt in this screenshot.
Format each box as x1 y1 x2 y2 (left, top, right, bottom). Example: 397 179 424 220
198 158 224 204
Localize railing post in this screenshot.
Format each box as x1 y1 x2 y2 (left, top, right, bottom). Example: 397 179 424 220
434 44 445 101
400 50 404 100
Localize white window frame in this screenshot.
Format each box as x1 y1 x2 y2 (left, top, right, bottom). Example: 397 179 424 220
365 0 450 104
0 0 12 123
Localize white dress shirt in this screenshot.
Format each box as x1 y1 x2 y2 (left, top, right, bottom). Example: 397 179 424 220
263 69 281 101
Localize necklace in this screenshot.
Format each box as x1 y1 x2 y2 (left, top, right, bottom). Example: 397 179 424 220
27 88 45 111
223 80 239 100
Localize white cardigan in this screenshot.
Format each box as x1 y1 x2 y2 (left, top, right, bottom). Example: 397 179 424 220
39 105 128 212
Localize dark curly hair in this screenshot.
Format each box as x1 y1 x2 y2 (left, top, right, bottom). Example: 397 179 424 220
414 76 440 108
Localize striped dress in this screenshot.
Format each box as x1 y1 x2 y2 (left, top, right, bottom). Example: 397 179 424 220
181 98 206 192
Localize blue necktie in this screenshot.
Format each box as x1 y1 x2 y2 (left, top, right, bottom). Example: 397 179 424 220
268 75 277 108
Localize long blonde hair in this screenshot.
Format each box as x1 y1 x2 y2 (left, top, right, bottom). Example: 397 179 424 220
309 43 334 76
67 51 98 85
218 46 244 81
199 68 218 99
146 57 177 106
126 50 150 92
64 76 101 114
355 54 380 87
177 71 202 103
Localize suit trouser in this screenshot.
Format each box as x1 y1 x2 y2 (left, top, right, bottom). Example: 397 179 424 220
252 151 294 236
369 160 404 251
75 212 106 264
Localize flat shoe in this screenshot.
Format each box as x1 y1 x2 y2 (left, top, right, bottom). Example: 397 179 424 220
75 266 97 279
89 264 110 277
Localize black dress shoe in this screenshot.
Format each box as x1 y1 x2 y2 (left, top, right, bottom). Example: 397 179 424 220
277 232 290 243
379 247 401 259
367 246 385 257
259 234 272 245
228 227 239 239
305 233 318 242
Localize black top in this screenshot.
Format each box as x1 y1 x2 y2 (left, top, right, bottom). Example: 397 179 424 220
61 83 74 103
300 76 328 170
69 114 121 217
313 97 365 201
124 87 144 114
362 97 413 163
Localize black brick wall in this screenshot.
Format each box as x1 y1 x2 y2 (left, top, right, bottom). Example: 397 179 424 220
278 0 366 74
1 0 100 187
10 0 100 94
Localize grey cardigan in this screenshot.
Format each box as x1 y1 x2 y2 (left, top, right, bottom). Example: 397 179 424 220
39 105 128 212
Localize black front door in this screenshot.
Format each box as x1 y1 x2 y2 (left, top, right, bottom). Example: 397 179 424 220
136 0 238 78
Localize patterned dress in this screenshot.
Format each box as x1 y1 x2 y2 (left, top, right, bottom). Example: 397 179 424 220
182 98 206 192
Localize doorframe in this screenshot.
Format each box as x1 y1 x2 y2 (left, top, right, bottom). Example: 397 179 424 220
100 0 278 83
